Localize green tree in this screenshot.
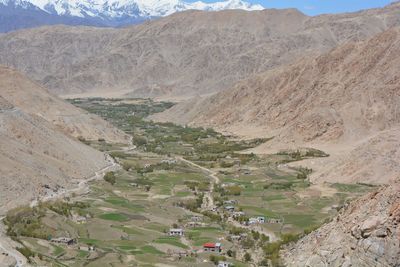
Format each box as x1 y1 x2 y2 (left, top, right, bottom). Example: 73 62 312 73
104 171 116 185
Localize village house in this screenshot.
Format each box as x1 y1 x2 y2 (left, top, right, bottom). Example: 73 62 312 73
130 182 139 188
168 228 184 236
203 242 222 253
249 216 265 225
186 221 203 228
51 237 75 246
161 158 177 165
73 215 87 224
267 218 283 224
79 245 95 252
232 211 245 218
221 182 236 188
256 216 266 223
218 261 232 267
224 206 235 212
223 200 237 205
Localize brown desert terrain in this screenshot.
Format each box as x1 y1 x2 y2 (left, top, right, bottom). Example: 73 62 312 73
0 2 399 98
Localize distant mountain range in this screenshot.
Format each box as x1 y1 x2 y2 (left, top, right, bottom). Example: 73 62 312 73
0 0 264 32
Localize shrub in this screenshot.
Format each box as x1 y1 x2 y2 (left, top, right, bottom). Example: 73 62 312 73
104 171 116 185
16 246 35 262
224 186 242 196
210 255 226 265
244 252 252 262
132 135 147 146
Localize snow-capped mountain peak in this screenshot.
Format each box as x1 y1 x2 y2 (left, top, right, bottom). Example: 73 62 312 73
2 0 264 19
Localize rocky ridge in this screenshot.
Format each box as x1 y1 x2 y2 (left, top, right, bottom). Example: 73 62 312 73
283 182 400 266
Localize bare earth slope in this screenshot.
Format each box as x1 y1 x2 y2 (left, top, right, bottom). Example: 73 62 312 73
0 96 108 214
283 182 400 266
154 27 400 144
0 66 129 143
153 27 400 184
0 2 399 97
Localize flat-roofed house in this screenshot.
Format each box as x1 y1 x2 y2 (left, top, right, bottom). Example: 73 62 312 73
203 242 222 252
169 228 184 236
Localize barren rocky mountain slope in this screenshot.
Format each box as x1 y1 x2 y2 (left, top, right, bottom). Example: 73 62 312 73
0 66 130 214
283 182 400 266
0 66 129 143
153 27 400 143
153 27 400 184
0 96 109 214
0 2 399 97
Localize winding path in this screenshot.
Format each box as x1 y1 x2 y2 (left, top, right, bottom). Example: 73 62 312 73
177 156 220 210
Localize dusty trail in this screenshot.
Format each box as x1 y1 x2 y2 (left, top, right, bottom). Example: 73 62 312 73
177 156 219 210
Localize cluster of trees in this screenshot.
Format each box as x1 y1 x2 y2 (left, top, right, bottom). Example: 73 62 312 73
215 185 242 196
184 180 210 192
176 193 204 212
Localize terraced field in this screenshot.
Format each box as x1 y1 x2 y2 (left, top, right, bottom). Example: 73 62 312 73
4 98 376 266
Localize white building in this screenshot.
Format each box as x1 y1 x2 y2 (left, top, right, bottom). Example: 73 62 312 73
218 261 232 267
169 228 184 236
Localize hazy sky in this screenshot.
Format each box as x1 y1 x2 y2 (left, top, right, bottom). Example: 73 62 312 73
193 0 396 16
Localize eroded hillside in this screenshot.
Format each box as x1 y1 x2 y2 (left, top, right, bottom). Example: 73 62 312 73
0 96 109 213
0 66 129 144
0 2 399 97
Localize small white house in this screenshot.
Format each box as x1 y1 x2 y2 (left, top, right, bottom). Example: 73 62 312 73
249 216 266 224
224 206 235 212
79 245 95 252
169 228 184 236
256 216 265 223
232 211 245 218
218 261 232 267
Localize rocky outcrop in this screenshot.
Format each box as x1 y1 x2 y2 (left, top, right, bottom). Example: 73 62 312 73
283 183 400 267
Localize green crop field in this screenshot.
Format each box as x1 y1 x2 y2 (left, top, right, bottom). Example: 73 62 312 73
6 98 375 267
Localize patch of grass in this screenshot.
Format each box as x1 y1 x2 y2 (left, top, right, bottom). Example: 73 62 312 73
154 237 189 249
98 213 130 222
140 245 164 255
332 183 376 193
144 223 167 233
104 197 144 211
240 206 278 217
78 250 89 258
175 191 191 197
51 245 64 257
78 238 101 245
117 245 137 251
111 225 143 235
283 214 316 229
262 194 286 201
